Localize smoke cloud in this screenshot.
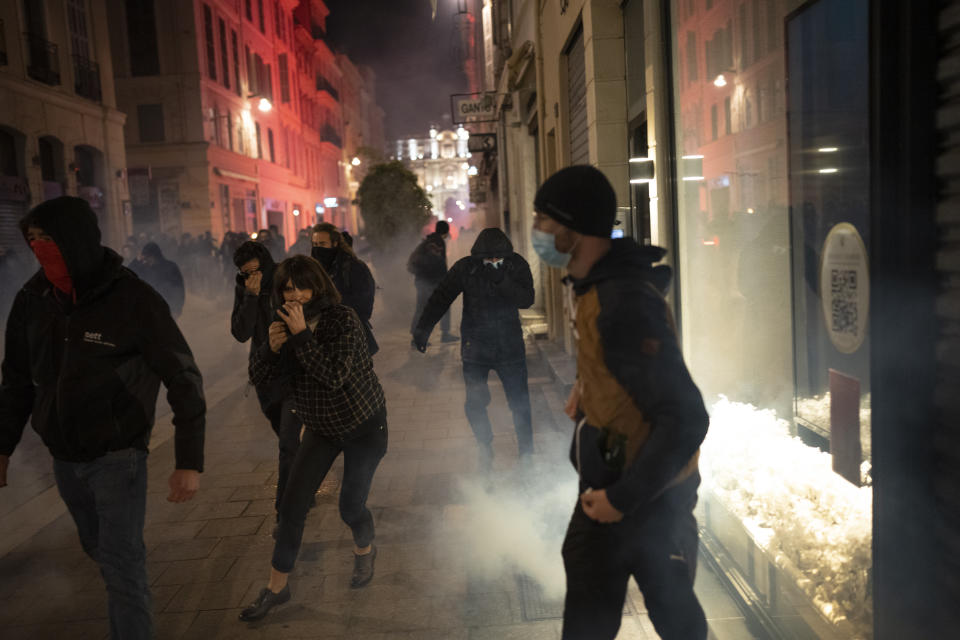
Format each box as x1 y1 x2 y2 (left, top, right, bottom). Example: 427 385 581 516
456 460 578 600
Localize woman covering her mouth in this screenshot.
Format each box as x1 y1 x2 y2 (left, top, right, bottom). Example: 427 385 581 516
240 255 388 622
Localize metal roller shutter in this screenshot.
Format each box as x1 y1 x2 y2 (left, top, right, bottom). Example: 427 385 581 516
567 27 589 166
936 0 960 615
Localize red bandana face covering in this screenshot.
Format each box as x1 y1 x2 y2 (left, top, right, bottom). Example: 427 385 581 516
30 239 73 294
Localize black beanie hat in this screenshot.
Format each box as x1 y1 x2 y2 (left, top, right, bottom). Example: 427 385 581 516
533 165 616 237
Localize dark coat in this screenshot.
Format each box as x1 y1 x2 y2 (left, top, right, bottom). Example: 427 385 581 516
415 228 534 364
140 257 185 318
406 231 448 284
0 203 205 470
569 239 707 516
312 247 378 355
230 254 289 405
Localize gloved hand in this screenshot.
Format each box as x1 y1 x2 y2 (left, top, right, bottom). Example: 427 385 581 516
412 329 429 353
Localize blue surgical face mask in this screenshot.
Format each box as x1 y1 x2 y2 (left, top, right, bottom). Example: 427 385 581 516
531 228 571 268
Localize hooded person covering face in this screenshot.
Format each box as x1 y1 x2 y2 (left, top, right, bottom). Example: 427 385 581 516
20 196 108 301
1 196 207 637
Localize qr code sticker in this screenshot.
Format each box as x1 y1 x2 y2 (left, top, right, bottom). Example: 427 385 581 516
830 269 858 336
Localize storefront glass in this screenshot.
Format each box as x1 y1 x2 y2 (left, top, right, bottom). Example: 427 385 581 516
668 0 872 637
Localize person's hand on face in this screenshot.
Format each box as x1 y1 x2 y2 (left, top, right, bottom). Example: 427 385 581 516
268 321 289 353
244 270 262 295
277 301 307 334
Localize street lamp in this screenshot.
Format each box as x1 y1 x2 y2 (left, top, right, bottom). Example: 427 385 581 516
257 97 272 112
351 156 361 166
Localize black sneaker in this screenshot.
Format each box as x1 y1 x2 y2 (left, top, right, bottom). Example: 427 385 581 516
350 545 377 589
239 585 290 621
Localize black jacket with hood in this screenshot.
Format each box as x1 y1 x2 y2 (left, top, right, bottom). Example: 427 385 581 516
230 243 290 404
407 231 448 284
569 239 707 517
311 246 378 355
415 228 534 364
0 197 206 469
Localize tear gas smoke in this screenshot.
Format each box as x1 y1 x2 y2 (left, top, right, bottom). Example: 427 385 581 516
456 460 578 600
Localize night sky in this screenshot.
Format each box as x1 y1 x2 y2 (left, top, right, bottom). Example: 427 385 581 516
324 0 469 144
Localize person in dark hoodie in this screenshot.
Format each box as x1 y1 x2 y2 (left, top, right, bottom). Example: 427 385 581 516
531 166 709 640
412 228 535 470
311 222 378 355
230 240 301 522
407 219 458 346
0 196 206 639
138 241 186 318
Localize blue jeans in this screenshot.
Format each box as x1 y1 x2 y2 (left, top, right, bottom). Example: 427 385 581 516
54 448 152 640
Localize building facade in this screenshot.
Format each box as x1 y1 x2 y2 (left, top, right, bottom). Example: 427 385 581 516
338 52 386 235
481 0 959 637
396 125 473 231
0 0 128 252
105 0 383 249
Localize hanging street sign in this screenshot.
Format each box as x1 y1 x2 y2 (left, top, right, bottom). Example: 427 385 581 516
467 134 497 153
451 92 498 124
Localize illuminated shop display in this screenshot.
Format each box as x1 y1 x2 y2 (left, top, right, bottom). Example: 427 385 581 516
668 0 872 637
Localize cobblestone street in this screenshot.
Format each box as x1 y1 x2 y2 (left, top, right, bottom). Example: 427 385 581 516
0 298 751 639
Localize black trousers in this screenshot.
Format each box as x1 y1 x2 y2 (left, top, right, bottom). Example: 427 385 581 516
272 407 388 573
462 359 533 454
256 387 301 517
561 476 706 640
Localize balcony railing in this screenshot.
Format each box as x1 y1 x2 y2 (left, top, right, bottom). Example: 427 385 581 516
320 124 341 148
24 33 60 85
316 75 339 101
73 54 101 102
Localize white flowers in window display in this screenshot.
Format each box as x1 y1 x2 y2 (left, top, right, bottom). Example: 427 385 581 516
701 397 873 639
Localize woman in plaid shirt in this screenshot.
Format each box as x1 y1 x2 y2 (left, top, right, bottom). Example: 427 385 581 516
240 255 387 622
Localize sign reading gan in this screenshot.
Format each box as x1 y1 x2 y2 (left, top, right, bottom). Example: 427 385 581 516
451 93 498 124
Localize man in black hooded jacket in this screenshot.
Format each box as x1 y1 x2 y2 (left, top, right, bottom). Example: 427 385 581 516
311 222 378 355
138 241 186 318
408 220 458 345
413 228 535 469
231 241 301 521
0 196 206 639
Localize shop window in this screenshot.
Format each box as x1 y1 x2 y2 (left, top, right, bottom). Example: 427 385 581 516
669 0 872 638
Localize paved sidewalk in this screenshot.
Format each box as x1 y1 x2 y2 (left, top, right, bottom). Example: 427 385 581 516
0 309 754 639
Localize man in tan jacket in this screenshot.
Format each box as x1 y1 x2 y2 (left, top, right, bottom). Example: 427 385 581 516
531 166 709 640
